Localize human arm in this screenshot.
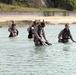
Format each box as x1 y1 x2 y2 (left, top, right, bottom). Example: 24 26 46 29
58 30 63 42
27 25 32 32
42 28 52 45
33 29 43 43
69 32 76 42
8 27 12 32
42 28 47 41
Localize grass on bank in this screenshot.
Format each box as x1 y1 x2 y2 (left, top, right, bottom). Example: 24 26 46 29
0 20 51 27
0 2 67 12
0 21 33 27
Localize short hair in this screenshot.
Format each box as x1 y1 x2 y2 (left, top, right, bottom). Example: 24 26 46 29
12 20 14 22
12 21 15 24
65 23 69 26
33 21 36 24
41 22 45 27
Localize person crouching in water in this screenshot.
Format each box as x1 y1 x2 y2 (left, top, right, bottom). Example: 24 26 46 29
58 23 75 43
33 22 52 46
8 21 19 37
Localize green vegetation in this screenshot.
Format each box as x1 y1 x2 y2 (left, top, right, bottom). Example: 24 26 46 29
0 20 51 27
51 0 76 10
0 3 39 11
0 0 76 11
0 2 67 11
0 20 33 27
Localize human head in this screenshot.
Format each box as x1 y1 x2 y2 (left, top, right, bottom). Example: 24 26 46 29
37 22 39 25
33 21 36 26
65 23 69 30
12 21 15 24
12 21 16 27
40 22 45 28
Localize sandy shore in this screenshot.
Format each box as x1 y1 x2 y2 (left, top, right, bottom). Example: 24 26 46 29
0 16 76 24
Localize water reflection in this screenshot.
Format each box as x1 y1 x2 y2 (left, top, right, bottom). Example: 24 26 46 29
34 46 46 54
62 42 72 51
63 45 70 51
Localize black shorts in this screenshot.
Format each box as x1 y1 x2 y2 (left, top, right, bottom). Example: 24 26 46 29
61 39 69 43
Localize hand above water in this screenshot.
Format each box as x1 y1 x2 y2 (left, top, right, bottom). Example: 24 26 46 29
73 40 76 43
45 40 52 45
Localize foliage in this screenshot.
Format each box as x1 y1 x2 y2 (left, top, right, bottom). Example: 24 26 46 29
51 0 76 10
0 0 76 10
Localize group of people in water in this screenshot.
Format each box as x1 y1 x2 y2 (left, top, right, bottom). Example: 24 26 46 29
27 20 52 46
8 20 76 46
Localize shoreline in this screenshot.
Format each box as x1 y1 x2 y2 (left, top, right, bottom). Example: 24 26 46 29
0 16 76 27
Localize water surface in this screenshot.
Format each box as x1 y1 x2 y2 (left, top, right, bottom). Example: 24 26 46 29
0 25 76 75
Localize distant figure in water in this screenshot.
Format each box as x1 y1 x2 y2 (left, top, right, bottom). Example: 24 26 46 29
0 26 2 28
58 23 75 43
8 21 19 37
33 21 52 46
27 21 37 39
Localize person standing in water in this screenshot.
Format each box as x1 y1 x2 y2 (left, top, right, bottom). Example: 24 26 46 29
58 23 75 43
8 21 19 37
27 21 37 39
